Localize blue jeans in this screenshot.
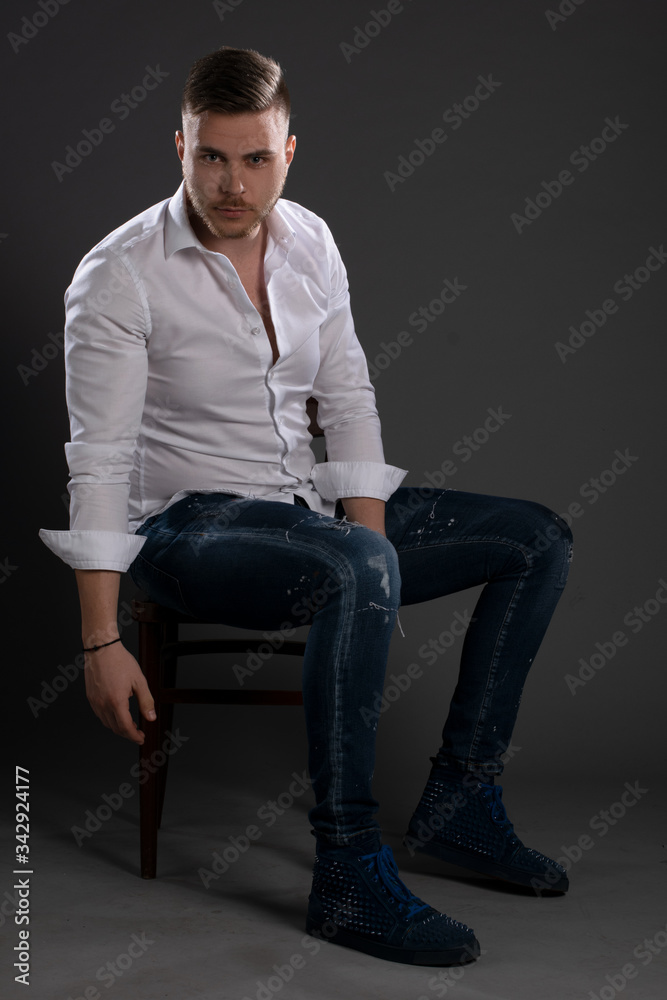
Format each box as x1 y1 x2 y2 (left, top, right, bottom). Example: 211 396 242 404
128 488 573 852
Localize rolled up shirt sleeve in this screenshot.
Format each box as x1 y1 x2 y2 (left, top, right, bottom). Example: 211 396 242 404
38 249 150 571
310 227 407 502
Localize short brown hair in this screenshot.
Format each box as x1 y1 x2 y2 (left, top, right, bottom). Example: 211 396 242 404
182 46 290 128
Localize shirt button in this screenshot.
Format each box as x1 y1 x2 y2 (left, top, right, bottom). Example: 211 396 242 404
250 327 260 335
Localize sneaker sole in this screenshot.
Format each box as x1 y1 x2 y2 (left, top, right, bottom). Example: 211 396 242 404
405 834 569 893
305 915 481 966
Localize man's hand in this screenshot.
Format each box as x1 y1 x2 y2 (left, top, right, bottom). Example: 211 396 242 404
84 642 156 744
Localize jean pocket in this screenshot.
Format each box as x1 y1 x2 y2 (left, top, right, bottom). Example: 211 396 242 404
128 553 195 618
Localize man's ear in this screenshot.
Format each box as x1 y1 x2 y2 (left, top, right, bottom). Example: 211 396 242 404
175 130 185 162
285 134 296 167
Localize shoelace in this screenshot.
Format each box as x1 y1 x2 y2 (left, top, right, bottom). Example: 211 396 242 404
360 845 429 918
479 783 517 839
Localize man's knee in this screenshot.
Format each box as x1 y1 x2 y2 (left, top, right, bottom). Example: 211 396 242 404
341 530 401 602
525 501 574 575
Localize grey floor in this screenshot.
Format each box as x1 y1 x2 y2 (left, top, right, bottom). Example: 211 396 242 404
3 707 666 1000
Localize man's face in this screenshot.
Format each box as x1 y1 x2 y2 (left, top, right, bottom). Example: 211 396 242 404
175 107 295 244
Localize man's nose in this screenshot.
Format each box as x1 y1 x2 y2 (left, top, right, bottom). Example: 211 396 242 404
220 164 245 194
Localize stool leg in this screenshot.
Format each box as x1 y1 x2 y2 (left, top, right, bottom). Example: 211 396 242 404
157 627 177 829
139 619 163 878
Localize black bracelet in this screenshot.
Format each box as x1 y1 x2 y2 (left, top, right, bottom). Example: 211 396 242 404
83 637 122 653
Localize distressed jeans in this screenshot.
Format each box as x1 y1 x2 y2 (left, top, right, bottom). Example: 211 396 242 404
128 488 573 852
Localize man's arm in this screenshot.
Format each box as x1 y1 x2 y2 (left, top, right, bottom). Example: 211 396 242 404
75 569 155 744
341 497 386 536
306 217 407 517
39 246 155 744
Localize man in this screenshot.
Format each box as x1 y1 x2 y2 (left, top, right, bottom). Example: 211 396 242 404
40 47 573 967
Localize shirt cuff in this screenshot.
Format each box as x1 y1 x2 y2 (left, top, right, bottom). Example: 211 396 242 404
311 461 407 502
38 529 147 571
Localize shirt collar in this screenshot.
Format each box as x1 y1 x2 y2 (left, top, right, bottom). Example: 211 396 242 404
164 181 296 259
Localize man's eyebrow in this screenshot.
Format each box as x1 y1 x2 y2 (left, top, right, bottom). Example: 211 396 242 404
196 145 277 157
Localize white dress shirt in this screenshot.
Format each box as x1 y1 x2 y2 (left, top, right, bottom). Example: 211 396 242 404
39 182 407 572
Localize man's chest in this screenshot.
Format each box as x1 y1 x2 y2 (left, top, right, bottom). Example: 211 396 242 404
140 251 329 380
232 259 279 363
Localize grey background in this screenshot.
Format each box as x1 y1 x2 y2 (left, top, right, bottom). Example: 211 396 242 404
2 1 666 996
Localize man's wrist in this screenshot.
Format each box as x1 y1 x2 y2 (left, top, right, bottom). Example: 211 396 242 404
340 497 386 535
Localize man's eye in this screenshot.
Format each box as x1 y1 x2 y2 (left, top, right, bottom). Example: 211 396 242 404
249 156 265 165
204 154 219 162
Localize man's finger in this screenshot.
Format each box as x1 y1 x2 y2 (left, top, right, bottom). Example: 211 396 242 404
134 676 157 723
110 702 146 744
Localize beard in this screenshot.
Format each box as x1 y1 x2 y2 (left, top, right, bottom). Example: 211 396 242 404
183 171 287 241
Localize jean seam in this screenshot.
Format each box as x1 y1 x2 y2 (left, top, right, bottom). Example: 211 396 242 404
467 564 529 765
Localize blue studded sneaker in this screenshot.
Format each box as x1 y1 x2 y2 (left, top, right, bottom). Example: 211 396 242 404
305 844 480 966
404 772 569 894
